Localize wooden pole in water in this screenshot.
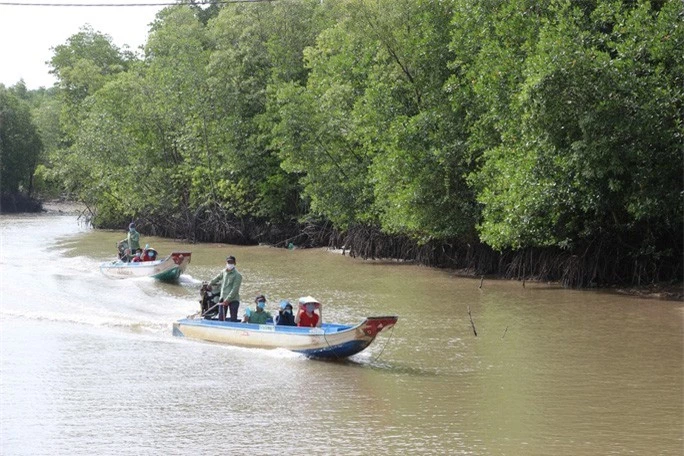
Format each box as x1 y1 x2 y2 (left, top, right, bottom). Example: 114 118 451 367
468 305 478 336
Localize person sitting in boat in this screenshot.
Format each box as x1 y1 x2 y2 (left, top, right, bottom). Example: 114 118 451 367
242 295 272 324
131 248 143 263
141 245 157 262
275 300 296 326
295 296 322 328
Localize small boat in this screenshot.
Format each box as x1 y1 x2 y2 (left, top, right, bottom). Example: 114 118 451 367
172 315 398 360
100 251 192 282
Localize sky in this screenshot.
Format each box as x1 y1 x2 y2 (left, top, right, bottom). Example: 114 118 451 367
0 1 168 90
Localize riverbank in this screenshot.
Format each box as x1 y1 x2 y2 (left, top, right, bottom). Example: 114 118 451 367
0 192 41 213
444 270 682 302
35 200 684 301
609 282 684 301
42 199 89 216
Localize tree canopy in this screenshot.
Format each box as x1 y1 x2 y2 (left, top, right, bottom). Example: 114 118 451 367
5 0 682 286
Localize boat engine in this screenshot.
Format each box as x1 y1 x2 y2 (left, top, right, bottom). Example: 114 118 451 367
200 281 220 317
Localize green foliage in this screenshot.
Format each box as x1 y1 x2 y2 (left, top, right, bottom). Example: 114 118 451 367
205 0 328 221
17 0 680 283
31 164 61 198
271 0 479 240
469 0 683 253
49 25 132 101
0 85 43 195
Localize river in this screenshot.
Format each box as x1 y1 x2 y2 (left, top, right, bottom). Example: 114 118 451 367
1 212 682 455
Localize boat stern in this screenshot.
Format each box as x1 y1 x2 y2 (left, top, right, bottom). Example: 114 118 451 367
172 322 185 337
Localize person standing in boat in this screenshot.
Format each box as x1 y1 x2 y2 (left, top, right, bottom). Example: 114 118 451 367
208 255 242 322
295 296 322 328
275 300 296 326
126 223 141 253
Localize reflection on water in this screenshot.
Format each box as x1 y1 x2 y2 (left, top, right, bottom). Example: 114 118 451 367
1 213 682 455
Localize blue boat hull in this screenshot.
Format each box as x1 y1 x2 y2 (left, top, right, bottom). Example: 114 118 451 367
172 316 398 360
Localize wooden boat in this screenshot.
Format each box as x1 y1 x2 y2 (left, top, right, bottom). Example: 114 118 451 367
100 251 191 282
172 315 398 360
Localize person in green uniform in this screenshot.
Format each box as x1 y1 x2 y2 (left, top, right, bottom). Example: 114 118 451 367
208 255 243 321
127 223 141 252
243 295 272 324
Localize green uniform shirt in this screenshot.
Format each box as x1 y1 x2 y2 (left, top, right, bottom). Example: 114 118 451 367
127 230 140 251
209 268 242 302
248 310 272 324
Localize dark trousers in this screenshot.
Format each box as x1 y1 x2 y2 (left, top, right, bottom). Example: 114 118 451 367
219 300 240 322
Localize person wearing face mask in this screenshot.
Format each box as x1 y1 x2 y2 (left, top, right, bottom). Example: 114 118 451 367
208 255 242 321
131 248 143 263
275 300 296 326
295 296 322 328
243 295 272 324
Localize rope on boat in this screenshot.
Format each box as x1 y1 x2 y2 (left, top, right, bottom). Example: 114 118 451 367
371 325 395 364
322 332 341 360
322 323 397 362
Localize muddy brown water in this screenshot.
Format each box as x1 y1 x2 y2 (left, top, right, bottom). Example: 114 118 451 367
1 213 682 455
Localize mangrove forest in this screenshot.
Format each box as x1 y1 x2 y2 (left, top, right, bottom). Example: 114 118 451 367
1 0 682 288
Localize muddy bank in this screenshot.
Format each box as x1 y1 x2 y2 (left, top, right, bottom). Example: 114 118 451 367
41 200 683 300
608 282 684 301
445 266 684 302
42 199 89 216
0 192 42 213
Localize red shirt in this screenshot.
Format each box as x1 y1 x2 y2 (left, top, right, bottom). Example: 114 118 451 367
298 311 319 327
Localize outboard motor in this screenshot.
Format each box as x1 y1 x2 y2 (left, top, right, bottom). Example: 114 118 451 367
116 240 131 262
200 282 220 318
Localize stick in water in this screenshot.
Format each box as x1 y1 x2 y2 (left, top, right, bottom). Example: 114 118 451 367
468 305 478 336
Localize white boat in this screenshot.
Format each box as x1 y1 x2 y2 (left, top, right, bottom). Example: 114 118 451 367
172 315 398 360
100 251 191 282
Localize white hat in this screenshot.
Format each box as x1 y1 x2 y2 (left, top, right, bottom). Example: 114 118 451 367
298 296 319 304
